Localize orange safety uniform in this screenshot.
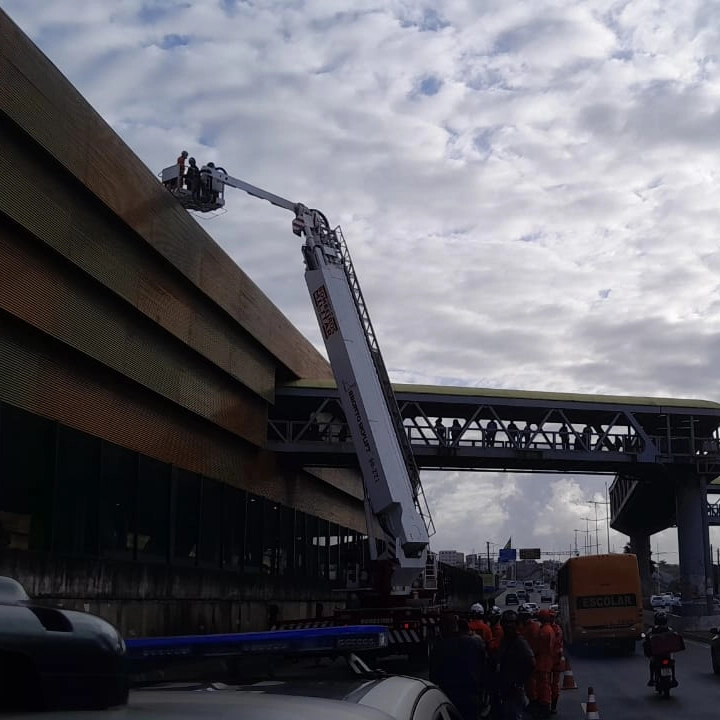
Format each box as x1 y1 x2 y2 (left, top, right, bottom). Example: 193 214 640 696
489 620 504 654
469 618 492 647
534 613 557 710
551 619 564 706
521 618 540 702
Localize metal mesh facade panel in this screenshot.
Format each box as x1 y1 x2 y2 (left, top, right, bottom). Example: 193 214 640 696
0 9 332 382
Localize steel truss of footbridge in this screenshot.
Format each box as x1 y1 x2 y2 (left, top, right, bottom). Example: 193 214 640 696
268 380 720 534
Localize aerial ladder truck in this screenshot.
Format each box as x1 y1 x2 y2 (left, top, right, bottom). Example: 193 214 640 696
161 163 442 658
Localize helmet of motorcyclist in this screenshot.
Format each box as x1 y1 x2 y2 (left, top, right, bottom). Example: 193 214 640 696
653 611 668 627
470 602 484 616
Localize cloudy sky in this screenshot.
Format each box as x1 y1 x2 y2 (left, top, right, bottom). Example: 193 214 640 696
7 0 720 563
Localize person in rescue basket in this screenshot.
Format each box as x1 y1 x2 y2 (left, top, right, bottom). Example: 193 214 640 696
495 610 535 720
429 613 487 720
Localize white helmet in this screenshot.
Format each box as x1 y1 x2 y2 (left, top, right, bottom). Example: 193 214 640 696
470 602 484 614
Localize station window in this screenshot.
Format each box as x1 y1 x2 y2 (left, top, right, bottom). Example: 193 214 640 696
199 477 223 567
317 518 329 581
294 512 307 577
173 469 200 564
305 515 319 579
278 506 295 576
262 501 281 575
223 486 246 570
328 522 340 583
53 426 101 556
136 455 170 561
0 403 55 552
244 493 264 574
100 441 136 559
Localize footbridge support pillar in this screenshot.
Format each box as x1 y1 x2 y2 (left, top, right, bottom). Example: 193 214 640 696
675 474 713 615
628 532 653 603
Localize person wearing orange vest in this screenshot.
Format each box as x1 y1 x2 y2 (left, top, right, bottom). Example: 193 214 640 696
518 609 540 710
550 611 564 715
488 606 504 655
468 603 492 648
534 610 557 719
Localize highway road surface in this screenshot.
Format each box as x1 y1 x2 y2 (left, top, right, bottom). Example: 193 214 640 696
492 586 720 718
562 637 720 719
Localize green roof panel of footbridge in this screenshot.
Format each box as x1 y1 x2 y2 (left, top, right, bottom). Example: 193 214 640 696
281 380 720 411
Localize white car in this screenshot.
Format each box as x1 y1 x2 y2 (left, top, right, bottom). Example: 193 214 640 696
506 580 517 588
650 595 670 609
520 602 539 614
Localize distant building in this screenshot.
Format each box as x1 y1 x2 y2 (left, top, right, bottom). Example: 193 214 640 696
439 550 465 567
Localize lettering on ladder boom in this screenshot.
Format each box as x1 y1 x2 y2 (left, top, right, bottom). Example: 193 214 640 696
312 285 339 339
346 385 381 484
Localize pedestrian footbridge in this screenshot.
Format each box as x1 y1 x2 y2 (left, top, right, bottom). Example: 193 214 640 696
269 380 720 614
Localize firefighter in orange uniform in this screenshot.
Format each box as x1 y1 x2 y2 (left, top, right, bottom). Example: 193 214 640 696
550 611 564 715
488 606 504 655
468 603 492 647
534 610 557 719
518 609 540 709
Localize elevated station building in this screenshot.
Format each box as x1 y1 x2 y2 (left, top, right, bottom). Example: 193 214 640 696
0 9 369 636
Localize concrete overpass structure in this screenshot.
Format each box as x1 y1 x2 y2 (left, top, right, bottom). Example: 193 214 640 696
269 380 720 614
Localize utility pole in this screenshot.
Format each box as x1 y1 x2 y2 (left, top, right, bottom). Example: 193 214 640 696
487 541 491 574
586 497 611 554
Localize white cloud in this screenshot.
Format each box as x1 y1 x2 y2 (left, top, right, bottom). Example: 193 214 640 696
7 0 720 560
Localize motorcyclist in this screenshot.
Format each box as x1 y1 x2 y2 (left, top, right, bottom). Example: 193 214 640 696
643 610 678 687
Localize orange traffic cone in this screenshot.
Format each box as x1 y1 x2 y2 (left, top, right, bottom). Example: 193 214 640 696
561 657 578 690
584 686 600 720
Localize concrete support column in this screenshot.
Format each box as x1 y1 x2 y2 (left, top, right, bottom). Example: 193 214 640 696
675 475 713 615
629 532 653 602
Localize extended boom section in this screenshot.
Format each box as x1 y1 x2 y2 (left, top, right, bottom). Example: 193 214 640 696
294 206 432 587
162 164 434 587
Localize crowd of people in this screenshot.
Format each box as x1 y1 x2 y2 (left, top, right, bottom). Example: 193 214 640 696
432 417 642 454
429 603 565 720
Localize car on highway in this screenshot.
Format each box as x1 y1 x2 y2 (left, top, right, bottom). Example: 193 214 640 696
711 626 720 675
540 589 554 603
519 602 539 614
650 594 670 609
506 580 517 588
505 592 519 605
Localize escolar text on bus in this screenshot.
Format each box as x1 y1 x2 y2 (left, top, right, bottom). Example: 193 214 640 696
576 593 637 610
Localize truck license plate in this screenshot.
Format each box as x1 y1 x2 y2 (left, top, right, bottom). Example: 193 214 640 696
660 668 672 677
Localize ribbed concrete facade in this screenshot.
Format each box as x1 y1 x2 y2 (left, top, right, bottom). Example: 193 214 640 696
0 9 366 635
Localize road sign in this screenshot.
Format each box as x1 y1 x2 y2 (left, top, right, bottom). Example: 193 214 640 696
498 548 517 562
519 548 541 560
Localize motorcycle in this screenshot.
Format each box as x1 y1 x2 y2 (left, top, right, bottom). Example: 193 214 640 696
651 655 677 698
642 632 681 699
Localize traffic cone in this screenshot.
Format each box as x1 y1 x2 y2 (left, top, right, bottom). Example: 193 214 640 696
585 686 600 720
561 657 578 690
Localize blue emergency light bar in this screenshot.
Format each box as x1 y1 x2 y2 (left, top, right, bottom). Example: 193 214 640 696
125 624 389 661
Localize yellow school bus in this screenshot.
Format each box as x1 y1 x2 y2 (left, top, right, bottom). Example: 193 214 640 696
557 553 643 652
